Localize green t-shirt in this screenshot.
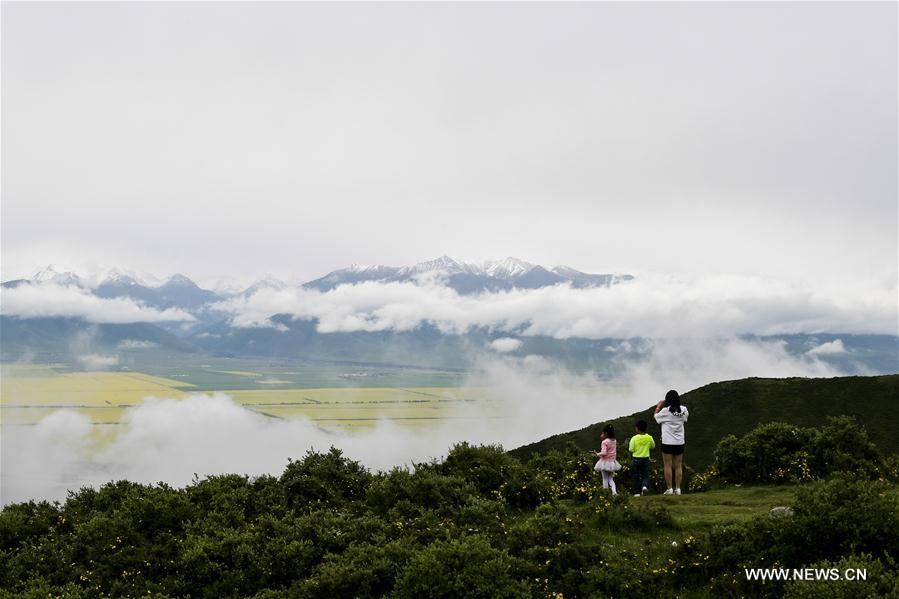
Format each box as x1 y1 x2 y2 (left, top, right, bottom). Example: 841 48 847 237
628 433 655 458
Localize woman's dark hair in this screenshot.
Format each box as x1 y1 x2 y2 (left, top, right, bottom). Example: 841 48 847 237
602 424 615 439
664 389 682 415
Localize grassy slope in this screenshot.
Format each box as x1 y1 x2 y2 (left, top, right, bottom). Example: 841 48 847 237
510 375 899 470
582 483 899 586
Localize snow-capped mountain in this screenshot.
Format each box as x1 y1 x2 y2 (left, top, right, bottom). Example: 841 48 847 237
303 256 632 294
1 265 86 289
3 266 224 314
2 258 632 314
31 265 85 287
482 257 535 278
235 277 289 298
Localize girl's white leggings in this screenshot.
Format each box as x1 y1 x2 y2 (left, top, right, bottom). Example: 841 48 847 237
601 471 617 495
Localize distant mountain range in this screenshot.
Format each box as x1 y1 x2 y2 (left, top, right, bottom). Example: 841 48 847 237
2 257 633 313
0 259 632 362
6 262 894 375
303 256 632 294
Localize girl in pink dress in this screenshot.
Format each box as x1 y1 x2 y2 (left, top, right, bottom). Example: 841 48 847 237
592 424 621 495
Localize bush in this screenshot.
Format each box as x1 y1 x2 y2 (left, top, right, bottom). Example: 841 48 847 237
808 416 886 480
439 443 517 495
366 468 476 515
393 535 532 598
0 501 60 553
286 539 416 599
713 422 814 484
709 417 888 485
525 444 596 500
674 474 899 597
498 463 554 509
782 553 899 599
783 475 899 561
280 448 372 511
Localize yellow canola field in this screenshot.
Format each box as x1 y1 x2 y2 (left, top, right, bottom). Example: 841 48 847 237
0 371 496 429
1 372 191 405
1 372 191 425
231 387 499 427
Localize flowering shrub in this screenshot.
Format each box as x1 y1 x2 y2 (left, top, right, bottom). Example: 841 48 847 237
782 553 899 599
673 475 899 597
709 417 888 486
1 443 892 598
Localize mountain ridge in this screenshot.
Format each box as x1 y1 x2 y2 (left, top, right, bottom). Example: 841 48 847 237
4 257 633 305
302 256 632 294
508 374 899 469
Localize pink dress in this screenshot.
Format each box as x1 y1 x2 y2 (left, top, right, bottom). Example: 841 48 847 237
594 438 622 472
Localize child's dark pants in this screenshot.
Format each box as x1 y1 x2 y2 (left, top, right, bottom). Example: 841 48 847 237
632 457 650 494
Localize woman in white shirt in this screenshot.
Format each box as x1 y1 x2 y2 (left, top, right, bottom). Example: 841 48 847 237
654 389 689 495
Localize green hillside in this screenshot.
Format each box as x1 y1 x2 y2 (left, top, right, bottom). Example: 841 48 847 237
510 375 899 469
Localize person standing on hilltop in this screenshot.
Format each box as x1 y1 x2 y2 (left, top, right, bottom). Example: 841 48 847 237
655 390 689 495
629 419 655 496
592 424 622 495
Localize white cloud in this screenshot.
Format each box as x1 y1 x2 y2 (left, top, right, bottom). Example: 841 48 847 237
806 339 847 355
489 338 522 353
212 275 896 339
1 336 845 504
0 282 194 323
77 353 119 370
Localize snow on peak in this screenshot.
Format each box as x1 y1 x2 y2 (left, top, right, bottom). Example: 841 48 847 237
483 257 536 278
345 264 393 274
241 277 287 295
399 256 471 276
31 265 84 287
163 273 197 287
31 265 60 281
97 267 160 288
550 265 584 277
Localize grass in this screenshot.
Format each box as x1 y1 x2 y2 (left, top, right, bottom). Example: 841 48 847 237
638 485 797 529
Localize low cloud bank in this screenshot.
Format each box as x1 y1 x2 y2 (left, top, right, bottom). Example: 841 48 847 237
1 283 194 323
213 275 897 338
806 339 847 355
76 353 119 370
489 337 523 353
1 336 845 505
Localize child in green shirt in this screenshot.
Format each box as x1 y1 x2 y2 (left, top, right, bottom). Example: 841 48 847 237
629 420 655 496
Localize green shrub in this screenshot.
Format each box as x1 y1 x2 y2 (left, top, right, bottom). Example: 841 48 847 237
366 468 475 515
782 553 899 599
0 501 60 553
499 463 554 509
280 448 372 511
808 416 886 480
393 535 532 598
187 474 288 526
439 443 517 495
713 422 814 484
709 417 889 486
293 539 415 599
525 444 596 500
674 475 899 597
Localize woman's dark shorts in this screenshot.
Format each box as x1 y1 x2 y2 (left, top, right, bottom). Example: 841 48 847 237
661 443 685 455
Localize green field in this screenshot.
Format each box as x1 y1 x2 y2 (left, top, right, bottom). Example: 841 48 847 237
0 362 496 430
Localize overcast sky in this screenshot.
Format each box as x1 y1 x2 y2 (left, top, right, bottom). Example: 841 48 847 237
2 2 896 287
